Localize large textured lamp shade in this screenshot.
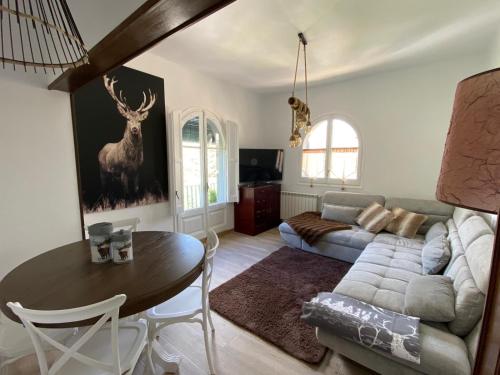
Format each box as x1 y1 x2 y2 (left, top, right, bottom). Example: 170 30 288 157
436 68 500 214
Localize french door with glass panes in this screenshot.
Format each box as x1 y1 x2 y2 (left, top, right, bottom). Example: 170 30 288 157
172 109 235 238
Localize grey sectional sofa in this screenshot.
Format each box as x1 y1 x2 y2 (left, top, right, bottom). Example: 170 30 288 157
278 192 496 375
279 192 454 263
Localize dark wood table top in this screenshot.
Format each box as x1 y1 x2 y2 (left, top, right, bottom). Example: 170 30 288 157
0 231 205 327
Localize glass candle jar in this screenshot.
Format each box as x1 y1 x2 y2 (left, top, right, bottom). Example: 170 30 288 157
88 222 113 263
111 229 133 264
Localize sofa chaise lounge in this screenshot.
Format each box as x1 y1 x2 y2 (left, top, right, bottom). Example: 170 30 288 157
279 191 496 375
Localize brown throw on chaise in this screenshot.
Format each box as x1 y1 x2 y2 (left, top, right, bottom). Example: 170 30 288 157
286 211 351 245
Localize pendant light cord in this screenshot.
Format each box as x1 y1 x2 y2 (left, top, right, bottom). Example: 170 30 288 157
304 41 308 107
292 38 301 97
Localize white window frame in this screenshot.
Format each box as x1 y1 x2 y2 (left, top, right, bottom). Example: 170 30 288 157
299 114 362 187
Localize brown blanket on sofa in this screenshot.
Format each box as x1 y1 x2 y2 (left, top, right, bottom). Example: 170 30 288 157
286 212 351 245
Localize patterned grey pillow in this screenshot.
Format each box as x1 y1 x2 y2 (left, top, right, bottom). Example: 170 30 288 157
404 275 455 322
422 235 451 274
425 222 448 243
321 204 361 225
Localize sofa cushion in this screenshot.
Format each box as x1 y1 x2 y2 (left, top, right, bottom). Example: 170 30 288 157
322 191 385 208
465 234 495 294
384 197 453 234
422 235 451 275
444 218 465 275
457 216 493 248
356 202 394 234
404 275 455 322
446 255 485 336
453 208 475 228
321 204 361 225
334 242 423 313
279 222 375 250
373 233 425 250
425 222 448 242
385 207 428 239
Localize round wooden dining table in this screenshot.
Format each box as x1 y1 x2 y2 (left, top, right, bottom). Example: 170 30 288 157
0 231 205 327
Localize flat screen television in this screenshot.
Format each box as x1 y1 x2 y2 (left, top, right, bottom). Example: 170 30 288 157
239 148 284 183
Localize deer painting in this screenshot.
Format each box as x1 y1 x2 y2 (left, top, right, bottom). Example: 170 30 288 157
98 75 157 202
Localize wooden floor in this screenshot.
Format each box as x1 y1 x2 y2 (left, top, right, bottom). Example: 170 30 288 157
7 229 374 375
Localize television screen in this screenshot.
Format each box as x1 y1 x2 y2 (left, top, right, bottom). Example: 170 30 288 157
239 149 284 183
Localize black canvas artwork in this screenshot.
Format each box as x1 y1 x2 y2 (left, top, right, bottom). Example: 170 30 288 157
73 66 168 213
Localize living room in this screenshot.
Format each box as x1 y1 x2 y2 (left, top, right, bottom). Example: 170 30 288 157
0 1 499 375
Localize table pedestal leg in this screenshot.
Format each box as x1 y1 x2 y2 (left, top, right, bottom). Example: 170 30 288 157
148 339 182 374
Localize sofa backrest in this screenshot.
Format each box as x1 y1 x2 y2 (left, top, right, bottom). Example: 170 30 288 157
385 197 454 234
322 191 385 209
444 207 496 366
321 192 453 235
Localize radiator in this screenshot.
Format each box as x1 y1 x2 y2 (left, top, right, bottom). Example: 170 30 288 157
280 191 320 220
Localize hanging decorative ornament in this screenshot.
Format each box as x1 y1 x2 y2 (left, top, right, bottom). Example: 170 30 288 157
0 0 89 73
289 109 302 148
287 32 311 147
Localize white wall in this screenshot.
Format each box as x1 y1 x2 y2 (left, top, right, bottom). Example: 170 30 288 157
258 54 492 200
0 72 81 279
0 52 260 278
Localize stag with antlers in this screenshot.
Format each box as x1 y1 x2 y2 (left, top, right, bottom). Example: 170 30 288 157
98 75 156 203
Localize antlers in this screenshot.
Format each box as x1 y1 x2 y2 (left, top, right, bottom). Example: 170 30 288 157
103 75 156 113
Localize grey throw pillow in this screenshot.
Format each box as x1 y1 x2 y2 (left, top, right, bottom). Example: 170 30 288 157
425 222 448 242
404 275 455 322
321 204 361 225
422 235 451 274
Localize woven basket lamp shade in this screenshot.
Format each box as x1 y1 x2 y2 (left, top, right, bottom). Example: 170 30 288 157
0 0 88 73
436 68 500 214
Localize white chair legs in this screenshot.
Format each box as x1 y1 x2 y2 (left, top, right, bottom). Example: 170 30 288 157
146 230 220 375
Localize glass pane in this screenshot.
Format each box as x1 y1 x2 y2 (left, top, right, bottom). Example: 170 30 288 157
302 120 327 178
206 118 226 205
207 119 223 148
330 119 359 180
182 116 203 210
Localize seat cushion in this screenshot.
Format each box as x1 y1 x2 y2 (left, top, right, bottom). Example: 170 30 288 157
61 321 146 375
334 242 423 313
279 222 375 250
373 233 425 249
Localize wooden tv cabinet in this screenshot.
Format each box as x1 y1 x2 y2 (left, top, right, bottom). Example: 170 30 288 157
234 184 281 236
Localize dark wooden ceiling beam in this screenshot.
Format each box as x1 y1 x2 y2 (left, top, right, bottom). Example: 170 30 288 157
48 0 235 92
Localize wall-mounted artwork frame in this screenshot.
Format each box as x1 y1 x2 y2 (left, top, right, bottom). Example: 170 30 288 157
71 66 168 236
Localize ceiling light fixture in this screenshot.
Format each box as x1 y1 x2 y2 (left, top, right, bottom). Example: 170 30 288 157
288 32 311 148
0 0 88 73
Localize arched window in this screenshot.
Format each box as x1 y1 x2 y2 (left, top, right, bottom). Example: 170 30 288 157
301 117 361 185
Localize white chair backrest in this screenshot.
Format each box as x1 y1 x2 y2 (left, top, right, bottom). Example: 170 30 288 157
85 218 140 238
110 217 140 232
203 230 219 295
7 295 126 375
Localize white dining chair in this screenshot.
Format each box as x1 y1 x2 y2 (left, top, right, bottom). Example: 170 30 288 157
146 230 219 374
0 312 76 374
7 294 147 375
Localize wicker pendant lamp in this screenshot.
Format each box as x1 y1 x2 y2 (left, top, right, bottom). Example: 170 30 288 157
288 32 312 148
0 0 88 73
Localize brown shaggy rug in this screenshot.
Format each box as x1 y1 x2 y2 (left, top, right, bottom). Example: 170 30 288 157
209 246 351 364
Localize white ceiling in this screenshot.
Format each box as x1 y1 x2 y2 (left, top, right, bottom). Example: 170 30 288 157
150 0 500 91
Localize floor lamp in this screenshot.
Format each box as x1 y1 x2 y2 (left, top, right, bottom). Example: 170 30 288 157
436 68 500 374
